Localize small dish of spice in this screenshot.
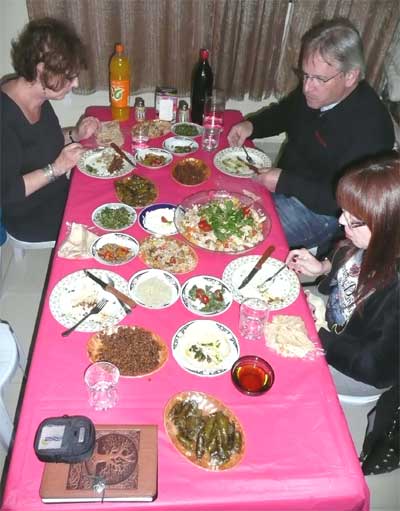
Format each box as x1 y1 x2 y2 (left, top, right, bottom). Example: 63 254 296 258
171 158 210 186
231 355 274 396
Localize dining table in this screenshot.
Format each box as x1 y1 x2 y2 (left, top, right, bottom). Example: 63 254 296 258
1 106 369 511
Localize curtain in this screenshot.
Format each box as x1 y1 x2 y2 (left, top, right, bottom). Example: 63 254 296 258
276 0 400 96
26 0 288 99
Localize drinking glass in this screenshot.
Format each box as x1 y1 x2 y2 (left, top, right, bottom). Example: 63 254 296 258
84 361 120 411
203 89 225 130
201 125 222 151
131 123 149 148
239 297 270 341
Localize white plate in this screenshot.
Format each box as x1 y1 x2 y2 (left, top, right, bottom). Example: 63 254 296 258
90 233 139 266
128 269 180 309
163 136 199 155
77 147 135 179
171 122 204 138
92 203 137 231
214 147 271 178
138 203 178 236
181 275 233 317
172 320 240 377
222 255 300 310
135 147 173 168
49 269 128 331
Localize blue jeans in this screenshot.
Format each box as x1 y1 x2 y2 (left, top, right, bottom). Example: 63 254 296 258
272 194 339 249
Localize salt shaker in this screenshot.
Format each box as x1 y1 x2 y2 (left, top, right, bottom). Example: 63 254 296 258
177 100 190 123
134 97 146 122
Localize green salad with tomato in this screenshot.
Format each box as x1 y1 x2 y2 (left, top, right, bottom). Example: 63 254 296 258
179 197 265 252
188 284 226 314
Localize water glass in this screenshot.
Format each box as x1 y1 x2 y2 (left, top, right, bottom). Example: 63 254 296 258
131 123 149 148
84 361 120 411
201 125 222 151
203 89 225 129
239 297 270 341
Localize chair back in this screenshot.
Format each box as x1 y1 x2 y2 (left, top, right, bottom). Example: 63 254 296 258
6 233 55 262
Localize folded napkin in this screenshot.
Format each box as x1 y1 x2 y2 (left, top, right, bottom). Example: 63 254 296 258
58 222 98 259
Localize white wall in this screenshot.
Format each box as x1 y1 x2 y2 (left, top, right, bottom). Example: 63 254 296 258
0 0 283 150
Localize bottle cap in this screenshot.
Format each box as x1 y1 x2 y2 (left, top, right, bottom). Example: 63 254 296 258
200 49 209 60
115 43 124 53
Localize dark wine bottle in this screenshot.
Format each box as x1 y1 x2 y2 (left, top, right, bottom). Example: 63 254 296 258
191 48 213 125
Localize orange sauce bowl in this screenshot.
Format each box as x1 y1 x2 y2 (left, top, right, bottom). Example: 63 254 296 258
231 355 275 396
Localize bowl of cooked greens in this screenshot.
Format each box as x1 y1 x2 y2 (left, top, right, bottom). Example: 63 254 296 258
92 203 137 231
171 122 204 138
174 190 271 253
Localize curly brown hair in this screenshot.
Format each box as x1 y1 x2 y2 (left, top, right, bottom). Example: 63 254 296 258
11 17 87 91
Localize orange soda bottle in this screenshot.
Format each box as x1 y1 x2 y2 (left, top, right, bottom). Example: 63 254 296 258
110 43 131 121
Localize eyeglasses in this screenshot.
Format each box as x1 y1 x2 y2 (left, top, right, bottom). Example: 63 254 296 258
294 68 343 85
342 212 366 229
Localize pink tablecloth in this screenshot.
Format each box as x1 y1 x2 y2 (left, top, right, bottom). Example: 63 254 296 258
1 107 369 511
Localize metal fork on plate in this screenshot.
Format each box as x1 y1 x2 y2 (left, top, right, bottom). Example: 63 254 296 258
61 298 108 337
257 264 288 292
242 145 256 165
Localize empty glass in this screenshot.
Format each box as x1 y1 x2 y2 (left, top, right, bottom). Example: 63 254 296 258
131 123 149 148
84 361 120 411
201 125 222 151
203 89 225 130
239 297 270 341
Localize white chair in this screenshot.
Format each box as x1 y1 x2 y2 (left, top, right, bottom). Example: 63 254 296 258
338 393 381 406
0 320 27 449
6 233 55 263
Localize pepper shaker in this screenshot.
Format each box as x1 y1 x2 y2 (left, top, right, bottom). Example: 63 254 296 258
177 100 190 123
134 97 146 122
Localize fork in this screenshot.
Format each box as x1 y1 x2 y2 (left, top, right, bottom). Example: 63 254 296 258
61 299 108 337
242 145 256 165
257 264 288 291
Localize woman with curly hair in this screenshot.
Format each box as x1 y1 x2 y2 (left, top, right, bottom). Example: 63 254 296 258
1 17 100 242
286 151 399 396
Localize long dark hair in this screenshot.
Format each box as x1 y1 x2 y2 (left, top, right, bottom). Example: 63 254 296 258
336 151 400 301
11 17 86 91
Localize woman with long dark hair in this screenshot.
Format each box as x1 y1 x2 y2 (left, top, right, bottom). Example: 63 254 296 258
287 152 399 395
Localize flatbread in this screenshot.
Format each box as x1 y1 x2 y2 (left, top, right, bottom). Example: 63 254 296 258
139 236 198 274
96 120 124 146
264 315 319 358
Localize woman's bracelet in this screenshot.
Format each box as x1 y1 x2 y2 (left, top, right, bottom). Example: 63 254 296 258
43 163 57 183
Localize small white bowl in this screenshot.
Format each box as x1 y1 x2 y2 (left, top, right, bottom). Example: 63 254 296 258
128 269 180 309
92 203 137 231
163 136 199 156
91 233 139 266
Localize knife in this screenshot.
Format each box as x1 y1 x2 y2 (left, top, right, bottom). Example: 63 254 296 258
84 270 137 311
238 245 275 289
110 143 136 167
237 156 261 175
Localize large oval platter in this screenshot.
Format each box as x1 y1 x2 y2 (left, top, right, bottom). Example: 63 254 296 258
77 147 135 179
214 147 271 178
164 391 245 471
49 269 128 332
222 255 300 310
87 325 168 377
172 319 239 376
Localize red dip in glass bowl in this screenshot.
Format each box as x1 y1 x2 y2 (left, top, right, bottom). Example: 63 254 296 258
231 356 274 396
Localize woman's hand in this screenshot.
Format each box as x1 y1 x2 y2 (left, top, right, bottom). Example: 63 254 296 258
286 248 331 277
53 143 86 176
227 120 253 147
73 116 101 141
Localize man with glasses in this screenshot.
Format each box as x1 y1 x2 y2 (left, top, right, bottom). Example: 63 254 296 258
228 18 394 252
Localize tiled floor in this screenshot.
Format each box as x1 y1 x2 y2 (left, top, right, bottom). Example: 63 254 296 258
0 241 398 509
